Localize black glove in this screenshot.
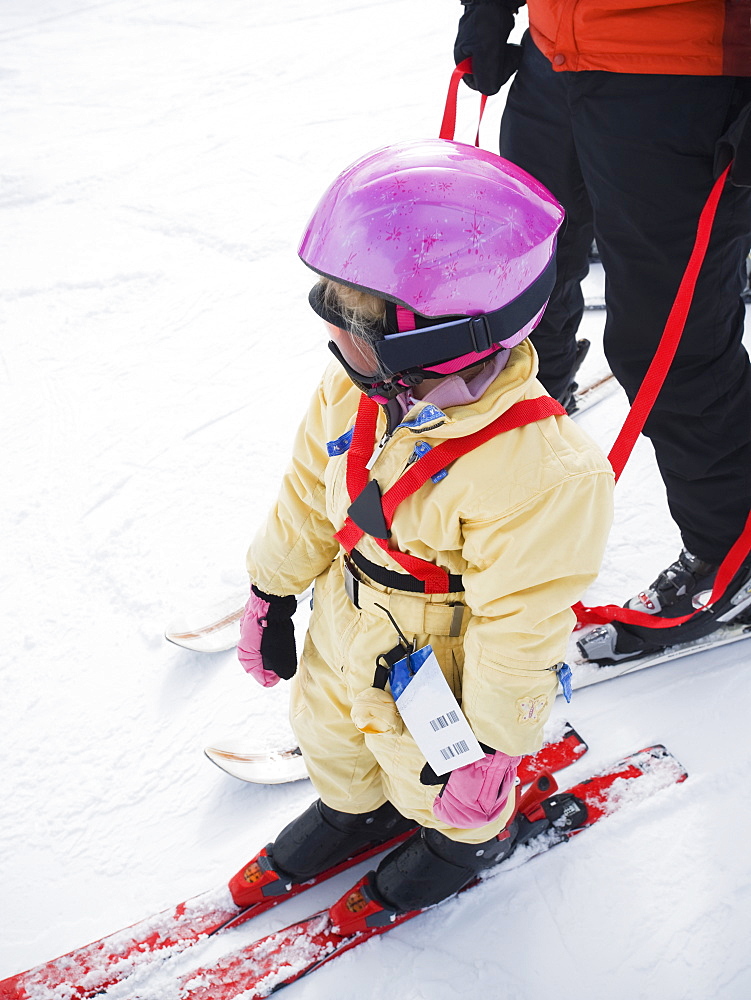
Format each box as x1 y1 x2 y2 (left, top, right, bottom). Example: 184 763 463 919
237 584 298 683
251 585 297 680
454 0 524 97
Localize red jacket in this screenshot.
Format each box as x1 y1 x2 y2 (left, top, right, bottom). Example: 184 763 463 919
527 0 751 75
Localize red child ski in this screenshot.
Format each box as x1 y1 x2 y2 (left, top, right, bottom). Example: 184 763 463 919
0 726 587 1000
169 745 687 1000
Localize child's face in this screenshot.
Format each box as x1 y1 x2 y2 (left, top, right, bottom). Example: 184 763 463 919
325 322 380 378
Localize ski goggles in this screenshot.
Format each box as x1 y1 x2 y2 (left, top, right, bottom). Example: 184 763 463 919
308 256 555 398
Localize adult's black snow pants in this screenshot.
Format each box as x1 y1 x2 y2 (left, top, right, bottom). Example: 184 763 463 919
501 34 751 564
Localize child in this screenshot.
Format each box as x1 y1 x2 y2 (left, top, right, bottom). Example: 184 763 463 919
233 138 614 931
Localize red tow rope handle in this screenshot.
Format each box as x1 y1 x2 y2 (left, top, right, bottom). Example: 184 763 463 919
439 57 487 145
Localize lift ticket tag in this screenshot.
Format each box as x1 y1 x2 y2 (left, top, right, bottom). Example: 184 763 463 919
390 645 484 775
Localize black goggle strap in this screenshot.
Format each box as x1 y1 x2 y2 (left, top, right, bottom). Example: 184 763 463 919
377 254 556 374
312 289 416 397
309 283 354 331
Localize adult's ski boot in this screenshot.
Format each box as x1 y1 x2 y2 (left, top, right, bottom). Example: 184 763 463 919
576 622 660 665
229 799 414 907
624 548 719 619
578 548 751 665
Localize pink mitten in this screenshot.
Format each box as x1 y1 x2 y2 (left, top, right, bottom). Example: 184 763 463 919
432 750 521 829
237 586 297 688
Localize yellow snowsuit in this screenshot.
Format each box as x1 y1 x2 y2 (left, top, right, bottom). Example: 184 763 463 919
247 340 613 844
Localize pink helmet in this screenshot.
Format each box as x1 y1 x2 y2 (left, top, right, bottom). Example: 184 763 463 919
299 138 564 397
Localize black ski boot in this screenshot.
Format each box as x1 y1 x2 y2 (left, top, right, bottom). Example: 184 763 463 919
329 774 590 934
229 799 414 908
328 825 515 933
624 548 719 619
557 338 590 415
578 549 751 665
373 826 515 910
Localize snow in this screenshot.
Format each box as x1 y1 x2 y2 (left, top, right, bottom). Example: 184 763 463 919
2 2 751 998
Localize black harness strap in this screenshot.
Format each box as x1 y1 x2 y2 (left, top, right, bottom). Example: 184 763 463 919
348 548 464 595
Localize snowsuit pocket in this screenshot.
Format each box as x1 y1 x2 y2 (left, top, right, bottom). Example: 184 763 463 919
351 687 403 736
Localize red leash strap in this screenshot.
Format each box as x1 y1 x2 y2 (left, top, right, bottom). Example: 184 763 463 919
576 163 751 629
439 57 487 146
607 165 732 482
335 396 566 594
575 507 751 629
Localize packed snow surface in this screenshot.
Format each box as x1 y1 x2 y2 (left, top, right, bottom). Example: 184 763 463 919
2 3 751 999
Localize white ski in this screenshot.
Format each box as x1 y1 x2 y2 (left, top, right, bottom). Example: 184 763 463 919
204 744 309 783
165 593 248 653
567 619 751 690
204 719 585 785
165 591 311 653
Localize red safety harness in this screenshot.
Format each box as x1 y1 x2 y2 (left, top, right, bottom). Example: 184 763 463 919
334 394 566 594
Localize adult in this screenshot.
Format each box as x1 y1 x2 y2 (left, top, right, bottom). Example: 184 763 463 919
454 0 751 660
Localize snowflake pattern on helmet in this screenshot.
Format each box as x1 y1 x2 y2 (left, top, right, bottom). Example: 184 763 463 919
299 138 563 323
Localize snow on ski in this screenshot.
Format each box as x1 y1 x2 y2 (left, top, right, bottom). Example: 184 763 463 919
568 619 751 691
204 720 587 785
128 745 687 1000
0 837 408 1000
0 728 586 1000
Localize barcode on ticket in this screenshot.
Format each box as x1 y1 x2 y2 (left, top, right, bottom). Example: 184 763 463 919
440 739 470 761
430 709 460 732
